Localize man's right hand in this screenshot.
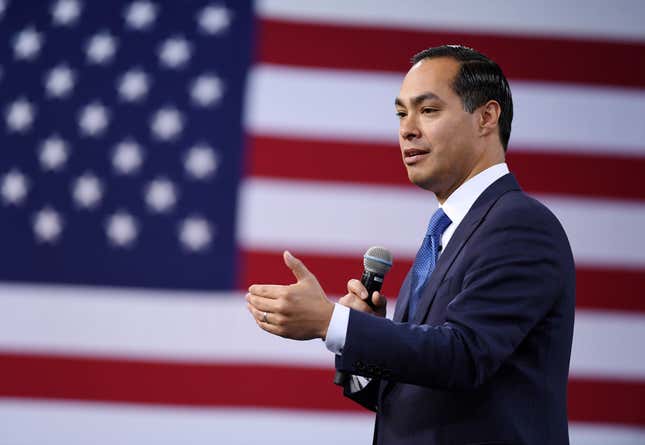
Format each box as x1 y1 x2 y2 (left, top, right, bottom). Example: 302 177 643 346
338 279 387 318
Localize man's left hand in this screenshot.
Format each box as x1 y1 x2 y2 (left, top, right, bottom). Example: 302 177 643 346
246 251 335 340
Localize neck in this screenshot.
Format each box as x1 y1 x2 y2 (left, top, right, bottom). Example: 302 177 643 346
436 147 505 204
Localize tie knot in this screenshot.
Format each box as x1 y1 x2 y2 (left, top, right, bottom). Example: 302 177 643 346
426 207 452 239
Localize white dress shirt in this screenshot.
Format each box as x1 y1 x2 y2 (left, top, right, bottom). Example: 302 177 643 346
324 162 510 355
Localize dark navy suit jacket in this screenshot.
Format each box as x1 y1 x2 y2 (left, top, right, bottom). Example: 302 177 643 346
335 174 575 445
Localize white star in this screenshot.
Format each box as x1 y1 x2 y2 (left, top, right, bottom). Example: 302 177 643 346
39 135 70 171
150 106 183 141
51 0 82 26
13 27 43 61
144 178 177 213
124 0 158 30
179 216 214 252
117 68 150 102
197 5 232 35
112 139 144 175
72 172 103 209
86 31 118 65
105 211 138 248
158 36 192 69
78 102 110 136
33 207 63 243
184 144 219 180
1 169 29 205
5 98 36 133
0 0 7 18
45 64 76 98
190 74 224 107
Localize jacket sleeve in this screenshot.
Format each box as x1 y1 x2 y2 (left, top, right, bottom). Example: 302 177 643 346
336 203 573 390
335 357 380 412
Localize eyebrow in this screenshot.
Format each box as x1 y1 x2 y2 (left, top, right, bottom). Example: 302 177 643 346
395 92 444 107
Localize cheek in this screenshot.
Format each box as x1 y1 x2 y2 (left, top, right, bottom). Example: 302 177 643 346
439 118 472 149
424 117 454 141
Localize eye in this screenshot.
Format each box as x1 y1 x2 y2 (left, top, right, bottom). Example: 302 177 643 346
422 107 438 114
395 110 407 119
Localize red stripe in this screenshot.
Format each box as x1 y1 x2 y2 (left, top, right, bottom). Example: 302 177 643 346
240 249 645 313
247 135 645 201
507 150 645 201
1 352 643 426
568 378 645 426
0 352 353 412
240 249 409 301
258 18 645 88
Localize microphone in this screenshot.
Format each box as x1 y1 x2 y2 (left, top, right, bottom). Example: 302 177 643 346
360 246 394 309
334 246 393 386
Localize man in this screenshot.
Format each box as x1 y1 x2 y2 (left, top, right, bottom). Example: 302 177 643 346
246 45 575 444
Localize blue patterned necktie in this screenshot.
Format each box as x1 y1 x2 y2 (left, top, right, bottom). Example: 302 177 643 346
408 207 452 318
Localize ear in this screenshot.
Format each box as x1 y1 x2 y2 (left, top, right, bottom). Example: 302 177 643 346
478 100 501 138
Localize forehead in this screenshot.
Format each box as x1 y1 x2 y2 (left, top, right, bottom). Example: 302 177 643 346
398 57 461 102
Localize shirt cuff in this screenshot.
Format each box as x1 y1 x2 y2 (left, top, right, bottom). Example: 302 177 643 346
324 302 350 355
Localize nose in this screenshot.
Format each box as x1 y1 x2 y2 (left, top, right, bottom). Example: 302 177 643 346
399 116 421 140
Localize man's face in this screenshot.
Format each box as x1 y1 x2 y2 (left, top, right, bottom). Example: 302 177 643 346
395 57 481 200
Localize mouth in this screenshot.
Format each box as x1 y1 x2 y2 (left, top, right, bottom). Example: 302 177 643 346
403 147 430 165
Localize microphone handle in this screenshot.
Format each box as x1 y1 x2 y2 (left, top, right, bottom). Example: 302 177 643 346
334 269 384 386
360 269 385 309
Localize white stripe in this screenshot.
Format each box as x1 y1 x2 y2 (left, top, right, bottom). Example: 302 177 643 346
257 0 645 43
245 65 645 156
0 285 643 380
237 178 645 267
0 284 331 367
539 195 645 269
1 399 644 444
572 310 645 380
0 399 373 445
569 423 645 445
237 179 432 257
245 65 400 144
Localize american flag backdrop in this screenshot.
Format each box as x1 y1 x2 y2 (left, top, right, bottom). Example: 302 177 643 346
0 0 644 443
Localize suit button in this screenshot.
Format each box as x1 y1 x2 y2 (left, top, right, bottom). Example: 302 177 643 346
354 360 365 370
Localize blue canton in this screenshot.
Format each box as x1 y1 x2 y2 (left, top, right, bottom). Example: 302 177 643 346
0 0 253 290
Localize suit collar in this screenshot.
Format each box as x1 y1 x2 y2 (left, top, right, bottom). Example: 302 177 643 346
441 162 510 240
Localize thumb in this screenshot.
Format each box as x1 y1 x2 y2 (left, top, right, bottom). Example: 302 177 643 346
283 250 312 282
372 291 386 308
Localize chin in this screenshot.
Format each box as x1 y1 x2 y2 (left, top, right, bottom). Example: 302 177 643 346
407 171 435 191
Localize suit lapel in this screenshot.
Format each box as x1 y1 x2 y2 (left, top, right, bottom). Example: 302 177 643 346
409 173 521 324
393 270 412 322
409 215 479 323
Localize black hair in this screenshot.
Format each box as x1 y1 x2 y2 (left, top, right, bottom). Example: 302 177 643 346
412 45 513 151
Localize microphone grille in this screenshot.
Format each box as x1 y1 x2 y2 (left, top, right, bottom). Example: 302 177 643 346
363 246 393 275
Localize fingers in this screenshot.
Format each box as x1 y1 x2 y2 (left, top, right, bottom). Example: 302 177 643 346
246 303 283 337
372 291 387 309
338 293 376 314
338 283 388 317
248 284 285 299
283 251 312 282
246 293 281 312
347 279 368 299
347 279 386 308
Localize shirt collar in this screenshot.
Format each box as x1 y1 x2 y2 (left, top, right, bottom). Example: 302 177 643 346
440 162 510 228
